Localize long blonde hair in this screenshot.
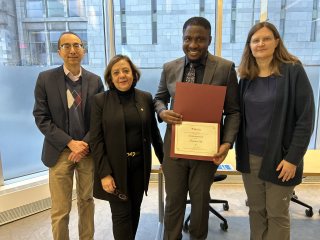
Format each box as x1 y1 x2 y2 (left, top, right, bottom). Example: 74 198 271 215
237 22 301 80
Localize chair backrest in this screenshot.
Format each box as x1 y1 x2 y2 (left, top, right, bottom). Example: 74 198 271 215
213 174 227 183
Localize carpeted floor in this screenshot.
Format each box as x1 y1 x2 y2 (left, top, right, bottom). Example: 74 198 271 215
0 183 319 240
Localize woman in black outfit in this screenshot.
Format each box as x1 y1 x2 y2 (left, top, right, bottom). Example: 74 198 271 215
90 55 163 240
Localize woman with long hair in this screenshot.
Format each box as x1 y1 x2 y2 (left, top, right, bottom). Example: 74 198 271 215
236 22 315 240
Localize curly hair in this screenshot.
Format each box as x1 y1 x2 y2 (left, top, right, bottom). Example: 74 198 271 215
104 55 141 89
237 22 301 80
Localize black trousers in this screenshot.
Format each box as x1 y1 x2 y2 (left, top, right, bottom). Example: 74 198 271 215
109 155 144 240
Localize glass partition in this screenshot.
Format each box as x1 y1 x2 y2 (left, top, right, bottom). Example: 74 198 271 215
267 0 320 149
113 0 217 137
221 0 320 149
26 0 43 18
114 0 216 69
69 0 86 17
47 0 65 17
1 0 319 182
0 0 105 180
221 0 260 66
29 31 47 66
50 31 64 65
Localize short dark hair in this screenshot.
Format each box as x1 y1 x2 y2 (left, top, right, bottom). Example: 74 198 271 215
58 31 83 50
104 55 141 89
183 17 211 36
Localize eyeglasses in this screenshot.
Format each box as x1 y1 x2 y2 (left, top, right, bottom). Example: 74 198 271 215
60 44 83 51
111 189 128 200
250 37 274 44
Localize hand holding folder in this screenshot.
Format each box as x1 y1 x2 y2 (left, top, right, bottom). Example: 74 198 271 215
170 82 227 161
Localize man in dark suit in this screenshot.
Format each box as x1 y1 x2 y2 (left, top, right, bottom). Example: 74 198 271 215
33 32 104 240
154 17 240 240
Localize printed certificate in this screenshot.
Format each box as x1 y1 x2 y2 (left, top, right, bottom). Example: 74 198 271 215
175 121 218 157
170 82 226 161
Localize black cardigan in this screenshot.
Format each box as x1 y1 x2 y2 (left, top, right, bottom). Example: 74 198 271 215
235 63 315 186
90 88 164 202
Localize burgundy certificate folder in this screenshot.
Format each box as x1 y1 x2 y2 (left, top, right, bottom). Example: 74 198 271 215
170 82 227 161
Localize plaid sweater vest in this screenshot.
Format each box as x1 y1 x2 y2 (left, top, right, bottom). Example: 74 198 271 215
65 74 85 141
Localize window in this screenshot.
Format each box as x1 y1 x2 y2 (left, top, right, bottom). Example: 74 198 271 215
50 31 64 65
230 0 237 43
279 0 287 39
47 0 65 17
152 0 157 44
200 0 205 17
29 31 47 66
263 0 320 149
0 0 104 181
252 0 260 26
1 0 319 184
120 0 127 44
26 0 43 18
311 0 318 42
114 0 216 68
69 0 86 17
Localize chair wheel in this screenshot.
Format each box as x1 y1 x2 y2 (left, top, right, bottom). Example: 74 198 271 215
245 199 249 207
223 203 229 211
220 223 228 231
183 222 189 233
305 209 313 217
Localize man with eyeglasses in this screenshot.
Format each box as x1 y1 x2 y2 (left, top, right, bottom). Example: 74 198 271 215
33 32 104 240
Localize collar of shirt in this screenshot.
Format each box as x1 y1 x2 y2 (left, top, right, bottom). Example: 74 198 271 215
63 64 82 82
185 52 208 67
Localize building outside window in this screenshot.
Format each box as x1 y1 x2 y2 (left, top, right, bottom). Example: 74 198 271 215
119 0 127 44
279 0 286 39
230 0 237 43
114 0 216 68
0 0 104 181
26 0 43 18
69 0 86 17
200 0 205 17
151 0 157 44
311 0 318 42
29 31 47 66
47 0 65 17
50 31 64 65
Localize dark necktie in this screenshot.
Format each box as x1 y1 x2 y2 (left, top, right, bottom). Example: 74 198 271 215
186 63 197 83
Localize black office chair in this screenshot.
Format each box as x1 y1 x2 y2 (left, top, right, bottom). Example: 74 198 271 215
183 175 229 232
291 190 314 217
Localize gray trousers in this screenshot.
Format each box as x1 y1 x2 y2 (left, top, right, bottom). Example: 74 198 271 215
162 156 218 240
242 154 295 240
